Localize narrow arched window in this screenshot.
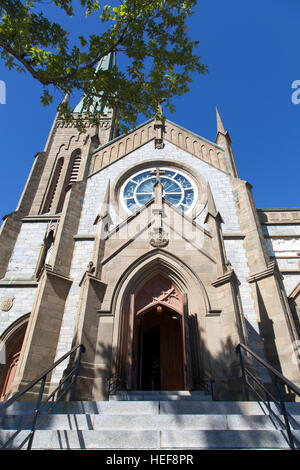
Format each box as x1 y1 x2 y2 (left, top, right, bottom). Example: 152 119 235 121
42 157 64 214
57 150 82 213
68 152 81 185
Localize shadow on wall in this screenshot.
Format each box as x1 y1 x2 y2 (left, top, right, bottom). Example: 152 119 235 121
72 294 295 404
73 322 246 402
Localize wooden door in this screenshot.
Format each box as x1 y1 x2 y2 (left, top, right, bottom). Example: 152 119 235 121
137 308 184 390
160 312 184 390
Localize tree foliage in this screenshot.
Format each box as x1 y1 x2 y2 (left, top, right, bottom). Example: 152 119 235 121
0 0 207 132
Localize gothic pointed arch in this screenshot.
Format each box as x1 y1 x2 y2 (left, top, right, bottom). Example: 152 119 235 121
42 157 64 214
110 248 212 317
0 314 30 400
108 249 213 390
57 148 82 213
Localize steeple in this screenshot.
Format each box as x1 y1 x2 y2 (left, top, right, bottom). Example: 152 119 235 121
215 107 238 178
216 107 227 136
73 51 116 115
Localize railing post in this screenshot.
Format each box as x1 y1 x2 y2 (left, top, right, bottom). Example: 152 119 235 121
27 375 46 450
237 345 249 401
274 376 295 450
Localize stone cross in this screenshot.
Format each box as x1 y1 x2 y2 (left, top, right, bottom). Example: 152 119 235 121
150 168 165 184
149 167 168 247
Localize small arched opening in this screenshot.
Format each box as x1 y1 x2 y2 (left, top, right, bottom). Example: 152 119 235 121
0 315 29 400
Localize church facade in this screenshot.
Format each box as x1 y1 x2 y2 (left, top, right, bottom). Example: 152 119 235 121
0 72 300 401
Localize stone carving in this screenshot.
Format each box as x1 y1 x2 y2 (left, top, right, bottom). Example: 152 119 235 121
152 287 179 305
150 228 169 247
86 261 95 274
0 296 15 312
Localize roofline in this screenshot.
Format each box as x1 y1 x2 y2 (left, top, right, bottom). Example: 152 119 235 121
92 117 224 155
92 118 154 154
166 119 224 150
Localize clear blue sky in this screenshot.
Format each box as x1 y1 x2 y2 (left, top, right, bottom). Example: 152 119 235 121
1 0 300 220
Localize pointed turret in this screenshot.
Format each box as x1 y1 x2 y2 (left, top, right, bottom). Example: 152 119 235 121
204 183 229 275
92 180 112 278
215 107 238 178
216 107 227 136
205 182 224 223
99 179 111 219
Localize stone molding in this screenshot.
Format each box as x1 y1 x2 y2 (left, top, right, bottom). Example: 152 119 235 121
43 265 73 284
79 270 107 289
288 281 300 300
22 215 60 223
258 209 300 225
247 261 282 284
211 269 241 288
0 280 38 287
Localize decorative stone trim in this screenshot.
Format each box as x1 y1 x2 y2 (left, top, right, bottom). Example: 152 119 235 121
258 209 300 225
73 234 95 240
150 228 169 248
247 261 282 283
211 269 240 288
264 234 300 239
90 119 229 175
288 281 300 300
0 280 38 287
79 271 106 289
223 233 245 239
44 265 73 284
22 215 61 223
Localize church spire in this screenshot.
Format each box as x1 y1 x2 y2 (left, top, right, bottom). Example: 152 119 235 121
215 107 238 178
73 51 116 114
216 107 226 135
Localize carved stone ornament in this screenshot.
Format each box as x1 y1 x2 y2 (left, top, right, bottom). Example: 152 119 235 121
150 228 169 247
0 296 15 312
152 287 179 305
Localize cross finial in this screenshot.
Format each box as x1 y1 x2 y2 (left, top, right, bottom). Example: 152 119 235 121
150 168 165 185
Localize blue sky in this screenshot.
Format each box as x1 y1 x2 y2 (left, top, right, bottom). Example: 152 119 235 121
0 0 300 220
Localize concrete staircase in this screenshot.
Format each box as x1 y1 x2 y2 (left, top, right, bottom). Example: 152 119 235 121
0 391 300 450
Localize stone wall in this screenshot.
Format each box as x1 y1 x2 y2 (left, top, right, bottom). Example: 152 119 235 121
259 210 300 296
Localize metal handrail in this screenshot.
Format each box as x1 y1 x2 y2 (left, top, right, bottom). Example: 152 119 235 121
0 343 85 450
236 343 300 450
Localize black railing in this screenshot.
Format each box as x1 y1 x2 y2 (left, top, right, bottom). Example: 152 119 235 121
0 343 85 450
106 375 126 396
236 343 300 450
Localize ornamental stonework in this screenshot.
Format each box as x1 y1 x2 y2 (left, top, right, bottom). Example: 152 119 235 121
0 296 15 312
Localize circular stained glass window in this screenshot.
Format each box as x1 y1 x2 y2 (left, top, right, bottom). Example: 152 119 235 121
121 168 197 214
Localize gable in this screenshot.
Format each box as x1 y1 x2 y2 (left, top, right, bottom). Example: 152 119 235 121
90 118 229 176
100 198 216 267
77 138 241 236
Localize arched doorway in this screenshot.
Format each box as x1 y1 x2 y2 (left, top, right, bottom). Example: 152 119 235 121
0 317 28 400
130 274 186 390
136 306 184 390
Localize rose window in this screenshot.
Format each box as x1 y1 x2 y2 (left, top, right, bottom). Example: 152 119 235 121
121 168 196 214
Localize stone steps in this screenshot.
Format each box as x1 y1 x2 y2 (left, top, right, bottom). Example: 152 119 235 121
2 429 300 450
109 390 213 401
0 399 299 450
0 412 287 431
